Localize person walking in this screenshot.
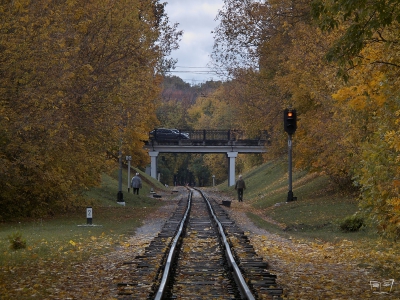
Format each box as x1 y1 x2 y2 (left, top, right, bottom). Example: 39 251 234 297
131 173 142 195
235 175 246 202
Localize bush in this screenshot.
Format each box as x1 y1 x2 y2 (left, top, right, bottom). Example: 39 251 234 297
8 232 27 250
339 215 365 232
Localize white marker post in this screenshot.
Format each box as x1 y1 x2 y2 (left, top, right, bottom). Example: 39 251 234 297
86 207 93 225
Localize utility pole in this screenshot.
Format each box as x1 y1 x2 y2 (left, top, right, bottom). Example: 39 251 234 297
117 106 127 205
117 144 124 203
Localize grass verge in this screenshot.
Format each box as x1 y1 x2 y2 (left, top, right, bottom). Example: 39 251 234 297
0 166 175 299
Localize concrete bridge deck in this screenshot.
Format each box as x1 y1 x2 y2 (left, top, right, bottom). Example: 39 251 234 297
145 139 269 153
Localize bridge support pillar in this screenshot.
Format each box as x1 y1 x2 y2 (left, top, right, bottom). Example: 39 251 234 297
227 152 238 186
149 151 159 179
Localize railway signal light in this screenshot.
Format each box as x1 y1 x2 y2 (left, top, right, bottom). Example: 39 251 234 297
284 108 297 202
284 109 297 135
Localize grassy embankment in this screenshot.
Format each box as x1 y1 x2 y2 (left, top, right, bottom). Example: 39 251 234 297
217 159 400 282
218 159 378 242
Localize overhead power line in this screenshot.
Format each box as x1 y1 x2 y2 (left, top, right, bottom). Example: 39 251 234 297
164 65 226 84
168 71 217 73
167 65 219 75
174 66 213 69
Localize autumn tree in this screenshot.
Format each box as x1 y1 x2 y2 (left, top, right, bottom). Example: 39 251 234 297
212 0 400 237
311 0 400 237
0 0 181 219
330 33 400 237
311 0 400 78
212 0 344 169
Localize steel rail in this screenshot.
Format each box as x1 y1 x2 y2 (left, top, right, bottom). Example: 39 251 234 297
154 188 256 300
154 190 192 300
198 189 256 300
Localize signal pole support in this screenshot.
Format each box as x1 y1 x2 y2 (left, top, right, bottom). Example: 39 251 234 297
287 134 296 202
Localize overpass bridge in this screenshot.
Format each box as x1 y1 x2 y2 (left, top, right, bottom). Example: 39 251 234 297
144 129 270 186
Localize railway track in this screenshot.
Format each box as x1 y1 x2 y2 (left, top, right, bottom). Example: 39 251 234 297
118 188 283 299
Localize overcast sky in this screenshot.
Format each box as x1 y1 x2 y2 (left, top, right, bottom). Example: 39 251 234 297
164 0 224 85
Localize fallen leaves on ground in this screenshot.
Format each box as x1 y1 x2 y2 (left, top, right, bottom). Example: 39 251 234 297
222 198 400 299
1 190 399 299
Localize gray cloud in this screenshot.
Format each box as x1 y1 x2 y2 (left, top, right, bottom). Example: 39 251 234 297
164 0 224 84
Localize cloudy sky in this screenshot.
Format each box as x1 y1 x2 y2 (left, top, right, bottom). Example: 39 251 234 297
164 0 224 84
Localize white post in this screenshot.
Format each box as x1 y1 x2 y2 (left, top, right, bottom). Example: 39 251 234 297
86 207 93 225
149 151 159 179
227 152 238 186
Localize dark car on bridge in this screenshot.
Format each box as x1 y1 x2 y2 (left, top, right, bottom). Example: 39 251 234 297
150 128 190 140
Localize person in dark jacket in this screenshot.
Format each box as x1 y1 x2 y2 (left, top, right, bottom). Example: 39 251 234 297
131 173 142 195
235 175 246 202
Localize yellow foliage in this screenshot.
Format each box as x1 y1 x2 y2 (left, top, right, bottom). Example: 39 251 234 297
211 0 400 237
0 0 180 218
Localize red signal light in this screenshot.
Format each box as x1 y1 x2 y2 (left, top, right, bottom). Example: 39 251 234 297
284 109 297 134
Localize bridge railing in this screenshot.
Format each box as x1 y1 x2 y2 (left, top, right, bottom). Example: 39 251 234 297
181 130 269 141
